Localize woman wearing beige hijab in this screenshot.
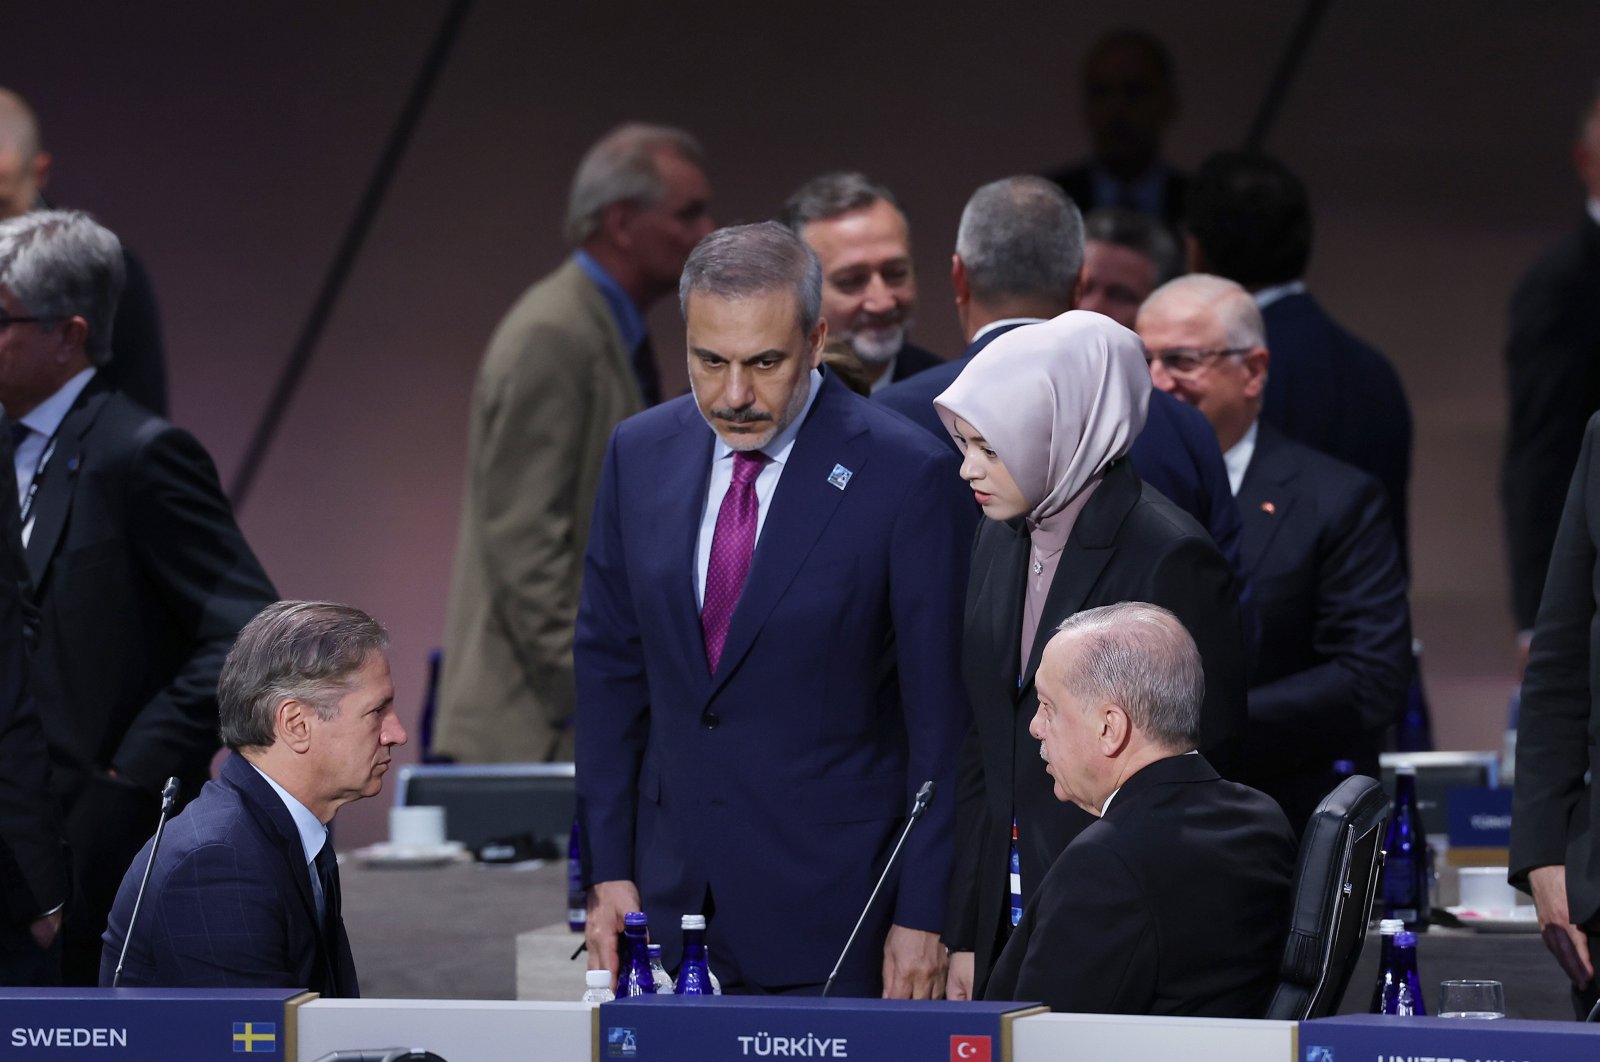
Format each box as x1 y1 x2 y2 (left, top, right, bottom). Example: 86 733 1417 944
933 310 1248 1000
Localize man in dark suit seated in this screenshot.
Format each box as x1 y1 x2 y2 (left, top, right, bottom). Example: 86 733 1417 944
101 601 406 995
1135 275 1411 833
781 172 940 392
876 177 1246 595
984 602 1294 1015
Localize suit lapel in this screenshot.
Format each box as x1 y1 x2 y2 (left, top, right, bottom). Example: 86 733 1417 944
654 404 716 687
23 381 108 590
1019 461 1139 689
707 377 864 700
970 520 1029 699
1234 425 1299 575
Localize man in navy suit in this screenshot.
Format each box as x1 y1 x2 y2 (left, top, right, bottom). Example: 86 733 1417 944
1137 275 1411 832
100 602 407 994
1184 151 1413 570
576 222 971 997
877 177 1245 587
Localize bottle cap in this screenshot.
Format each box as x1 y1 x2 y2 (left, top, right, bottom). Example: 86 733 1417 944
585 970 611 988
1378 918 1404 933
648 944 663 956
682 914 707 930
624 911 649 926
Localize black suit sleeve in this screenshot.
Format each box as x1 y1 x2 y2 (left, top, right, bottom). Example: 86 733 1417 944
1503 258 1600 631
111 425 275 788
106 249 168 417
989 838 1157 1012
1510 414 1600 887
1247 476 1411 755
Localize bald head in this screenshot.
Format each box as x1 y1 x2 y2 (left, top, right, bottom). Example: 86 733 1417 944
0 89 47 220
1135 274 1269 450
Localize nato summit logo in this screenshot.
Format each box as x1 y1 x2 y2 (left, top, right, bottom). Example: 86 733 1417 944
233 1021 277 1053
1305 1046 1334 1062
607 1026 638 1057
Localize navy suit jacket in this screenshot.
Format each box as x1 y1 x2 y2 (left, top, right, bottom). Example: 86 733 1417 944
876 324 1247 599
890 340 941 382
575 373 972 990
99 753 356 996
984 753 1294 1016
1259 292 1412 570
1236 425 1411 832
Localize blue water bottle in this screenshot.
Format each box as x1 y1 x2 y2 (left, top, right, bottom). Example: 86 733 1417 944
1370 919 1426 1015
617 911 656 996
1382 765 1428 932
675 914 716 995
566 817 586 933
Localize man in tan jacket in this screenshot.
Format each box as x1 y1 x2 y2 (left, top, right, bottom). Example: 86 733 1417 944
438 124 713 762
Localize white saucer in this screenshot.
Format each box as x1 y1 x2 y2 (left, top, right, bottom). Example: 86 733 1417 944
1445 904 1539 933
352 840 469 868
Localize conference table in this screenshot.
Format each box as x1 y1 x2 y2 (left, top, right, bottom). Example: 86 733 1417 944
342 858 1572 1017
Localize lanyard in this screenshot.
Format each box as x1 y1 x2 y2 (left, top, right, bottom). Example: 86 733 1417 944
17 432 59 529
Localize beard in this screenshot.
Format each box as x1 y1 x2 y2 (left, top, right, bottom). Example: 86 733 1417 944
843 315 913 367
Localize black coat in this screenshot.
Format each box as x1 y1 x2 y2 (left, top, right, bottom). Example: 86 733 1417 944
984 753 1294 1016
948 458 1248 993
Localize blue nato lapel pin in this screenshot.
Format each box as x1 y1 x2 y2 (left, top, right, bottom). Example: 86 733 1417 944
827 463 853 491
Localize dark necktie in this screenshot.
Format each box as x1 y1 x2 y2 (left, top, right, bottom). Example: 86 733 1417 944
314 841 356 996
632 335 662 407
702 451 768 672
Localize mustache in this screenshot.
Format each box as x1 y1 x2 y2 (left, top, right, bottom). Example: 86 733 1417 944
711 407 774 424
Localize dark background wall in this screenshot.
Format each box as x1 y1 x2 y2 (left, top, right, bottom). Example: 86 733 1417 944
10 0 1598 845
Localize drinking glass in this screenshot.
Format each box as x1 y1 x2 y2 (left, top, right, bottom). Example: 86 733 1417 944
1438 979 1505 1018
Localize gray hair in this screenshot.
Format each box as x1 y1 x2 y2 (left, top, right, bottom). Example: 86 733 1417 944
780 171 904 235
954 177 1084 302
1053 602 1202 750
563 123 704 246
0 210 123 366
1084 206 1181 283
678 221 822 336
219 600 389 750
1139 273 1266 349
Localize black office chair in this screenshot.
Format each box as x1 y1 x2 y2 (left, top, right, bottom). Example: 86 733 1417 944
1263 775 1391 1020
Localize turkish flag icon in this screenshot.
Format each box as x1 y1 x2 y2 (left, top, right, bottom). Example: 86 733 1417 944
951 1035 991 1062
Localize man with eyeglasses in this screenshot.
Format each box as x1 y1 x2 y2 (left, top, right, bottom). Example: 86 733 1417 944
0 209 275 984
1136 274 1411 834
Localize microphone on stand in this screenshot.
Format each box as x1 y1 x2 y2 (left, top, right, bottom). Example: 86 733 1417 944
820 780 936 999
111 776 181 988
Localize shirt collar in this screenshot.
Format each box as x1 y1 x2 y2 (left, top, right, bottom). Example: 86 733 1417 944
1099 750 1200 816
1251 280 1308 311
574 250 647 353
1587 199 1600 229
972 317 1045 344
1089 162 1169 217
1223 419 1259 496
249 761 328 867
17 367 96 439
711 368 823 467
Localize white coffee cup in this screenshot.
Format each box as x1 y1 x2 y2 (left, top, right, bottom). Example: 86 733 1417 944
390 805 447 849
1457 866 1520 911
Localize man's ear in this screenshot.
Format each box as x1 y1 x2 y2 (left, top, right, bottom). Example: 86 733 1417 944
1242 345 1271 400
31 150 51 196
1099 703 1132 757
58 315 89 359
277 699 314 754
598 199 639 249
806 317 828 368
951 254 970 306
1184 233 1207 274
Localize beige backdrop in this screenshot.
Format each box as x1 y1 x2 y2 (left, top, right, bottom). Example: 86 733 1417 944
10 0 1598 844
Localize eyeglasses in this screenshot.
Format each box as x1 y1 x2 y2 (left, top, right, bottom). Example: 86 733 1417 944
0 313 62 330
1145 346 1251 376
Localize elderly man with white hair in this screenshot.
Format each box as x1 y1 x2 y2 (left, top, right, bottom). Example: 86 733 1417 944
1135 274 1411 833
984 602 1294 1016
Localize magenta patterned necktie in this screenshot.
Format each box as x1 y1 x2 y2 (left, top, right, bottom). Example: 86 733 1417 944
702 450 769 672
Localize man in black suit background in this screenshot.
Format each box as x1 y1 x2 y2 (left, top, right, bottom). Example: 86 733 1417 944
103 601 401 994
1044 30 1187 233
0 425 66 985
0 209 276 983
877 177 1247 601
1184 151 1414 571
781 173 940 392
1511 412 1600 1018
1502 89 1600 664
984 601 1294 1015
1136 274 1411 833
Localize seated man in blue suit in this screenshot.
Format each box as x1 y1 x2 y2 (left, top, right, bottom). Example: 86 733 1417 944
876 178 1245 586
984 602 1294 1015
101 601 407 995
576 222 972 997
1136 275 1411 832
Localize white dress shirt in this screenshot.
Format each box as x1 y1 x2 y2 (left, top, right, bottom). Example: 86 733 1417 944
694 369 823 607
1223 420 1259 497
1250 280 1308 312
249 762 329 922
11 367 96 546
